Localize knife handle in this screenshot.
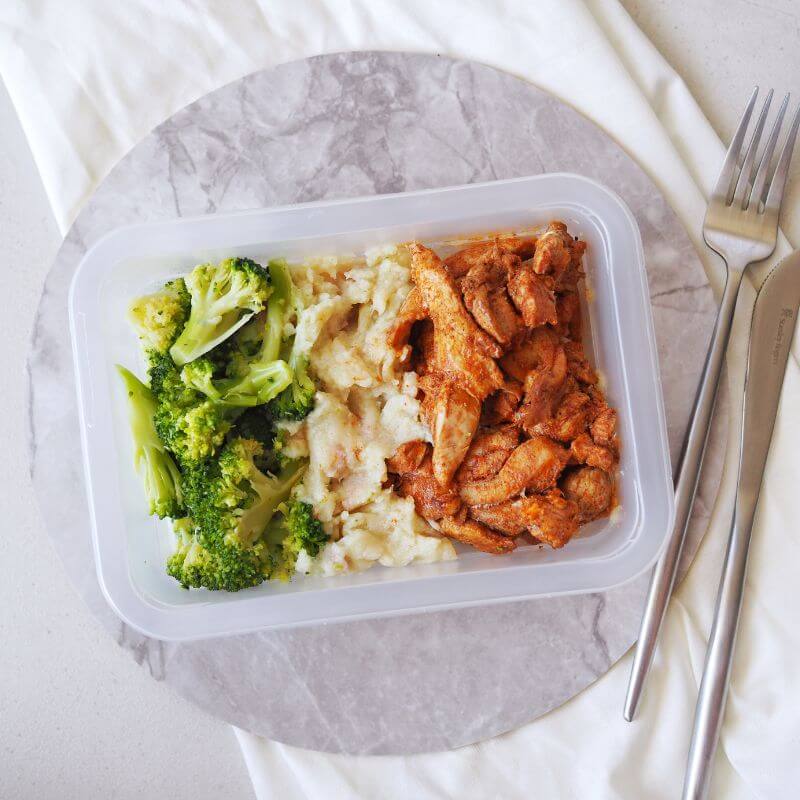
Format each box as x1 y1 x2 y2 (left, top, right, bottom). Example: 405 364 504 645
682 494 759 800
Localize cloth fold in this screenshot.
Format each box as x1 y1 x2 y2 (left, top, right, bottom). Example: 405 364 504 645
2 1 798 798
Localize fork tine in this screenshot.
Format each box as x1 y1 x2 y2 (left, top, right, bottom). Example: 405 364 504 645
711 87 758 202
764 101 800 214
750 94 789 210
733 90 773 208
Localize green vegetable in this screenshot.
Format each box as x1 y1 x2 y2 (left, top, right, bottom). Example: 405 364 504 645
170 257 272 366
128 279 190 354
116 365 183 519
263 499 329 582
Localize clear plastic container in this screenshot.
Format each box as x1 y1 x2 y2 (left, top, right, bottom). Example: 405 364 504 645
69 173 674 641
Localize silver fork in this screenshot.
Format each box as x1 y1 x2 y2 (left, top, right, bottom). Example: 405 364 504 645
624 87 800 721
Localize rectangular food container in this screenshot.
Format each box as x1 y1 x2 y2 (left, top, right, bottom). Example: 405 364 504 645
70 173 674 641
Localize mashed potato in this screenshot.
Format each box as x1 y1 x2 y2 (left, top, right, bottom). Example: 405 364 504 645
286 245 456 576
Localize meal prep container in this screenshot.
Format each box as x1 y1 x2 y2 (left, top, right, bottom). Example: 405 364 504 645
70 173 674 641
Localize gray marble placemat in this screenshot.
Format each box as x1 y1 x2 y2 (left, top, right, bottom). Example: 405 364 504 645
28 52 726 755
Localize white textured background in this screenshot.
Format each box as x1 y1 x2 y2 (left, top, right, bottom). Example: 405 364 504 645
2 1 799 797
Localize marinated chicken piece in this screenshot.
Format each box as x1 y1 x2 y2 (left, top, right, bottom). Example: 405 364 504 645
393 451 462 520
460 255 522 346
481 379 524 426
468 502 527 537
590 406 617 449
561 466 613 522
514 490 580 548
530 222 586 291
459 435 570 506
388 286 427 352
564 339 597 385
500 327 564 383
444 236 537 278
554 291 582 340
507 266 558 328
571 433 615 472
455 426 519 484
536 390 592 442
439 515 517 554
430 382 482 486
387 440 428 474
409 243 504 399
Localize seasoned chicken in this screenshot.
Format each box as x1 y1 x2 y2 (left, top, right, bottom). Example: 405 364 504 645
439 515 517 554
571 433 615 472
554 291 582 340
392 449 462 520
459 435 569 506
468 502 527 537
455 426 519 484
500 326 565 382
590 406 617 449
388 286 427 353
444 236 537 278
561 466 613 522
530 221 586 291
387 440 428 474
409 242 504 399
514 490 580 548
460 254 522 346
507 265 558 328
481 379 524 426
564 339 597 385
536 390 592 442
468 490 580 548
430 382 482 486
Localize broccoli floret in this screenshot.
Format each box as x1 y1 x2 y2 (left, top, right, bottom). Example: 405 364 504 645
116 365 183 519
166 517 268 591
147 350 234 466
128 278 190 354
170 257 272 367
182 437 306 551
263 499 329 582
268 353 316 420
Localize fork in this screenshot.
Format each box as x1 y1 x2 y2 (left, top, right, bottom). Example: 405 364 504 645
624 87 800 722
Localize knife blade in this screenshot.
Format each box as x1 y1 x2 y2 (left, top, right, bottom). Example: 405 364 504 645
683 250 800 800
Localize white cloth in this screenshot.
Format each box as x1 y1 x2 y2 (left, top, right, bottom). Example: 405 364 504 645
2 2 798 798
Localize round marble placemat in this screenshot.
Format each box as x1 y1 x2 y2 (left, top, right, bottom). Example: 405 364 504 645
28 52 726 755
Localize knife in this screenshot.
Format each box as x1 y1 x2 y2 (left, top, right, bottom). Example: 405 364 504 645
682 251 800 800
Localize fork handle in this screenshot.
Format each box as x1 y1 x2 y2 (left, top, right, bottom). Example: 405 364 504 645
624 267 744 721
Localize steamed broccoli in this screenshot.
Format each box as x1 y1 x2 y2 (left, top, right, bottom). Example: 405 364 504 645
116 365 184 518
262 499 329 582
147 350 233 467
166 517 269 592
182 437 306 550
170 257 272 367
128 278 190 354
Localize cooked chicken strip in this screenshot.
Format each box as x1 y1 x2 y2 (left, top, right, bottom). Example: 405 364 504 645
444 236 537 278
459 435 570 506
409 243 504 399
481 379 524 426
439 515 517 554
456 426 519 484
514 490 580 548
460 255 522 345
564 339 597 386
561 466 613 522
430 382 482 486
536 390 592 442
507 266 558 328
393 451 462 520
500 327 564 383
468 502 527 537
387 440 428 475
571 433 615 472
555 291 582 340
387 286 427 352
590 406 617 448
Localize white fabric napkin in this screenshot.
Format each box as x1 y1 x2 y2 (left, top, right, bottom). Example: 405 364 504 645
2 1 798 798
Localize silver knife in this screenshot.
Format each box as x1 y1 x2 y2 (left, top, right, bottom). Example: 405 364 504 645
683 250 800 800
